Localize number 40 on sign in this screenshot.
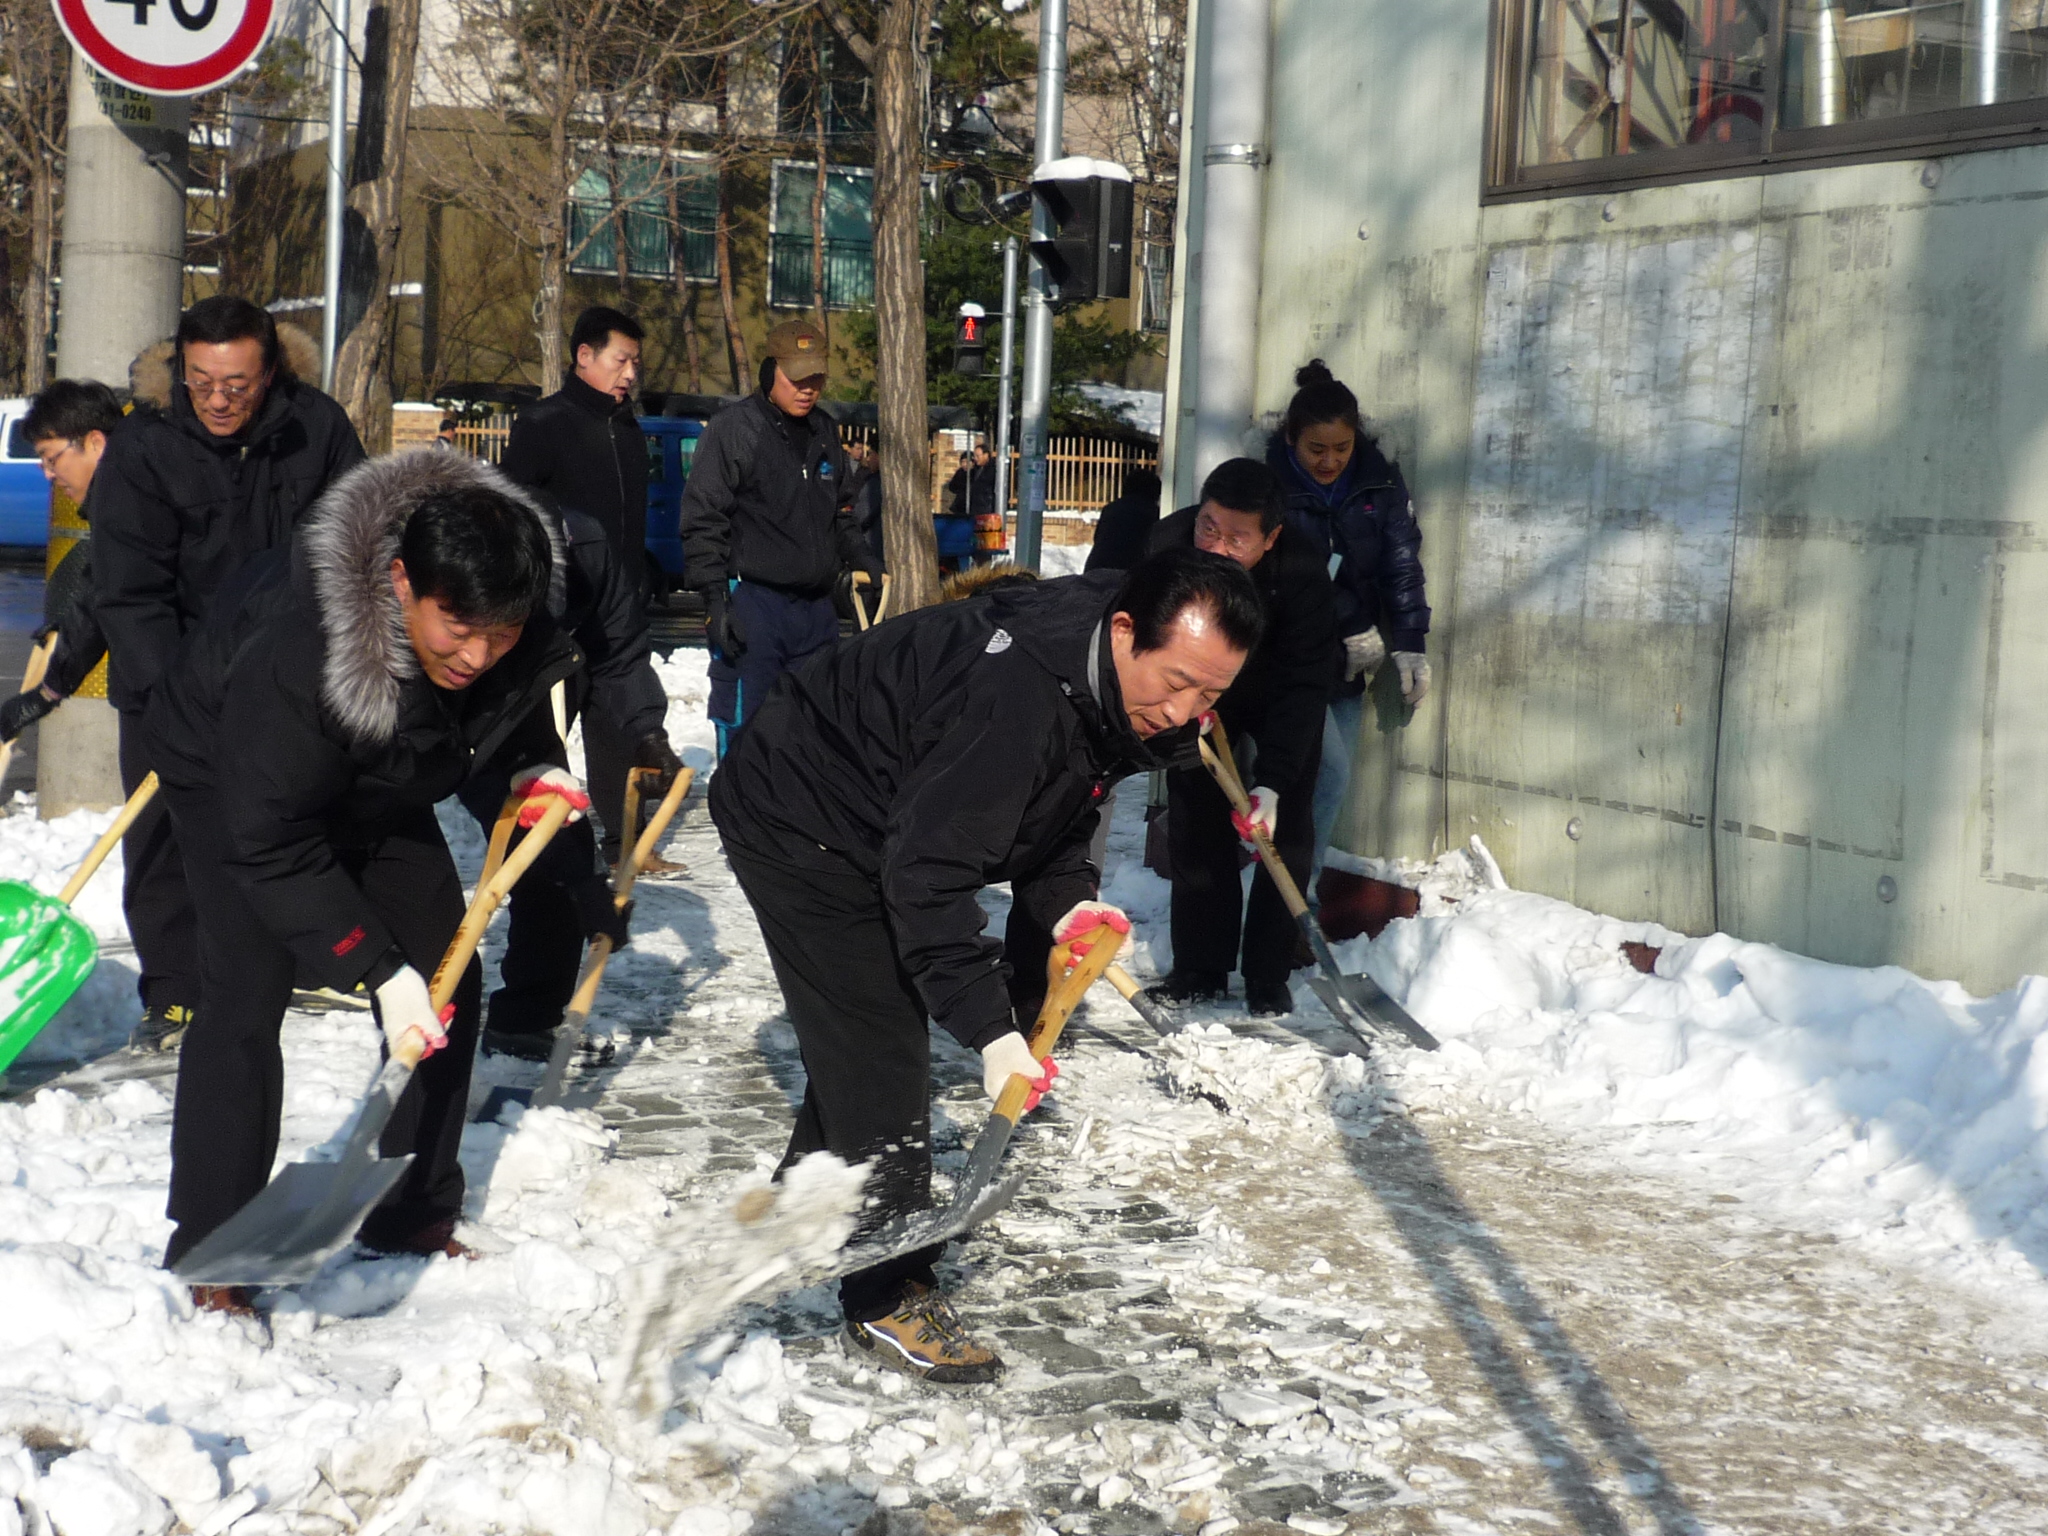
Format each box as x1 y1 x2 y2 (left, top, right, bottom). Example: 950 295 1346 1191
50 0 277 98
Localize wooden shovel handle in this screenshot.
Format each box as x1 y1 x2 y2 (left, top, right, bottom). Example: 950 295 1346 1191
57 772 158 907
477 790 525 892
1199 732 1313 924
428 794 574 1010
989 921 1123 1122
559 766 695 1033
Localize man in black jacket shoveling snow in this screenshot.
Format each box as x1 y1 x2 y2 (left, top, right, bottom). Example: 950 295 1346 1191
1147 459 1337 1018
710 547 1262 1381
146 451 594 1315
92 297 367 1053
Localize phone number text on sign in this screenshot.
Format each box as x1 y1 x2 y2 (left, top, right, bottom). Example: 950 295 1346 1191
51 0 278 97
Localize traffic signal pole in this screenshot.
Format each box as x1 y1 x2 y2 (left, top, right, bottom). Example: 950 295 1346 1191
994 236 1019 525
1015 0 1067 572
320 0 352 389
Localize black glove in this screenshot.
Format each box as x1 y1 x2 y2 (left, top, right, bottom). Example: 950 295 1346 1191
569 874 633 952
699 585 743 658
0 686 60 745
632 730 684 801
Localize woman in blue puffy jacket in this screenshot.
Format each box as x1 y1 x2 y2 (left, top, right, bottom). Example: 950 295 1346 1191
1265 360 1431 867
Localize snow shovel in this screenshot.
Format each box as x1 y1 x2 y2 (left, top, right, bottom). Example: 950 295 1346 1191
1104 963 1180 1036
527 764 695 1109
608 918 1126 1391
0 771 159 1075
1199 726 1439 1052
849 571 892 631
173 794 575 1286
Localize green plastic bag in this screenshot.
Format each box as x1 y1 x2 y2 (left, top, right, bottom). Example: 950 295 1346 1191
0 881 100 1074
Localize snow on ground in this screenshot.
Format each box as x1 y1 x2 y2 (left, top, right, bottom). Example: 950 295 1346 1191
2 645 2047 1536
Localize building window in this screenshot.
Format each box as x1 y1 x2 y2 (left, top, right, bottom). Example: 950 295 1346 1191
769 162 875 309
1491 2 2048 197
1139 240 1173 333
569 156 718 280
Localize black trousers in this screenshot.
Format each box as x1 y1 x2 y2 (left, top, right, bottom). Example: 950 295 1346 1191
583 697 636 865
1167 718 1323 985
117 711 199 1011
160 792 483 1268
457 769 604 1037
722 832 944 1322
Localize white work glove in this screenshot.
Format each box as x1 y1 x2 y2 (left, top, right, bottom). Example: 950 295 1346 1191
510 764 590 825
1052 899 1134 963
1342 627 1385 683
980 1030 1059 1111
1393 652 1431 706
374 964 450 1061
1232 786 1280 847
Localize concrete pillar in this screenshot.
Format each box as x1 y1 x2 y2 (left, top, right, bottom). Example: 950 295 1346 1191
42 59 190 818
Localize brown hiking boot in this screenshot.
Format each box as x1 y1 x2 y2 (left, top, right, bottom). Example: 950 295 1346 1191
846 1283 1004 1385
617 850 688 881
359 1214 478 1261
190 1284 259 1318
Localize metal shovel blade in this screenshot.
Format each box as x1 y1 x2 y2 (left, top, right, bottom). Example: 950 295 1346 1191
173 1151 415 1285
1299 915 1441 1051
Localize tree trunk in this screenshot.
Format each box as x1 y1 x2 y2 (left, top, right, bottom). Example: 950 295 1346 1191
810 57 828 326
714 165 750 393
667 170 704 393
24 151 55 395
610 143 631 298
872 0 938 611
332 0 423 448
535 236 566 396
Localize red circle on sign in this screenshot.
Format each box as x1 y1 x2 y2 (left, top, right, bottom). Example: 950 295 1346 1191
52 0 276 97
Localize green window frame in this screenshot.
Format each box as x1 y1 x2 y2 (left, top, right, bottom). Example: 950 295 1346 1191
768 162 875 310
569 156 718 281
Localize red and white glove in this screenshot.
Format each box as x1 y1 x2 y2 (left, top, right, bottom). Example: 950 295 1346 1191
1231 786 1280 848
374 964 452 1061
511 764 590 826
981 1030 1059 1112
1052 900 1134 963
1198 710 1219 736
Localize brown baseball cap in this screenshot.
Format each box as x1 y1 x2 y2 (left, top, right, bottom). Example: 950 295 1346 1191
765 320 829 377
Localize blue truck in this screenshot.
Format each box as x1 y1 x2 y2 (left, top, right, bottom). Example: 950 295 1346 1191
638 415 704 601
0 400 50 550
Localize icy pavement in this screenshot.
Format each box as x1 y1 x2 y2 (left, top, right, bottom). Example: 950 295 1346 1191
3 650 2048 1534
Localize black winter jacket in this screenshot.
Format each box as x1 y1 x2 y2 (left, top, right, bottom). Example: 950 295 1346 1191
1266 433 1429 689
502 374 649 571
1085 482 1163 573
146 452 579 993
678 393 867 595
556 506 667 742
710 572 1196 1049
40 540 107 697
1149 507 1337 792
93 375 366 711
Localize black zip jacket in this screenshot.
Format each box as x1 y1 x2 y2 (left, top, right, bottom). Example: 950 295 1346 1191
39 539 107 697
678 393 868 595
93 374 367 712
710 572 1195 1049
145 452 578 993
1266 433 1429 679
501 374 649 569
556 505 667 741
1149 507 1337 791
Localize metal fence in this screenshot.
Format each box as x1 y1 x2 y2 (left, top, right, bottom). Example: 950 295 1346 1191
767 235 875 310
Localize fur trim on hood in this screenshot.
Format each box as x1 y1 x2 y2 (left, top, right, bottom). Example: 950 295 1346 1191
939 562 1039 603
128 320 323 410
301 449 567 745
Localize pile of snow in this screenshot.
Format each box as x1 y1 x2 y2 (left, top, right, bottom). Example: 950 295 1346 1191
1352 840 2048 1292
1074 385 1163 439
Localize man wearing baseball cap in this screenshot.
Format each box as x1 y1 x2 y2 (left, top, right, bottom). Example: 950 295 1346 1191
679 320 879 753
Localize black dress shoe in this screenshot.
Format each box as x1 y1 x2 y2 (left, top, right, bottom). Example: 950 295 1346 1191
1143 969 1229 1007
1245 978 1294 1017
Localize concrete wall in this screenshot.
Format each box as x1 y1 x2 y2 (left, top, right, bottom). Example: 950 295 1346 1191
1239 0 2048 993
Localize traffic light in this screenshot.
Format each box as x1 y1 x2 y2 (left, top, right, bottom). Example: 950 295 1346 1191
953 303 988 376
1028 157 1134 303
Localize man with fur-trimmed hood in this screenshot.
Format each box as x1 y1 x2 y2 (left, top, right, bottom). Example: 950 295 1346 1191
95 298 366 1054
146 450 591 1313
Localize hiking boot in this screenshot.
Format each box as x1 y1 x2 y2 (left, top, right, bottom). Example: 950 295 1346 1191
1143 970 1229 1008
846 1282 1004 1385
613 850 688 881
190 1284 259 1318
1245 978 1294 1018
359 1213 477 1261
481 1025 555 1062
132 1004 194 1053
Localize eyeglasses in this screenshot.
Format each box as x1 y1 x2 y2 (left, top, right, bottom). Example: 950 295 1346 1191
185 375 262 404
1194 513 1266 555
34 440 78 475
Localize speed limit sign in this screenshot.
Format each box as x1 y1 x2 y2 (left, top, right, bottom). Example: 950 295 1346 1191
50 0 279 97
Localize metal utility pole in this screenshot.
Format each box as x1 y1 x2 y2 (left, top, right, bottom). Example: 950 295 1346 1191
1015 0 1067 572
994 236 1019 524
43 59 190 817
322 0 353 390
